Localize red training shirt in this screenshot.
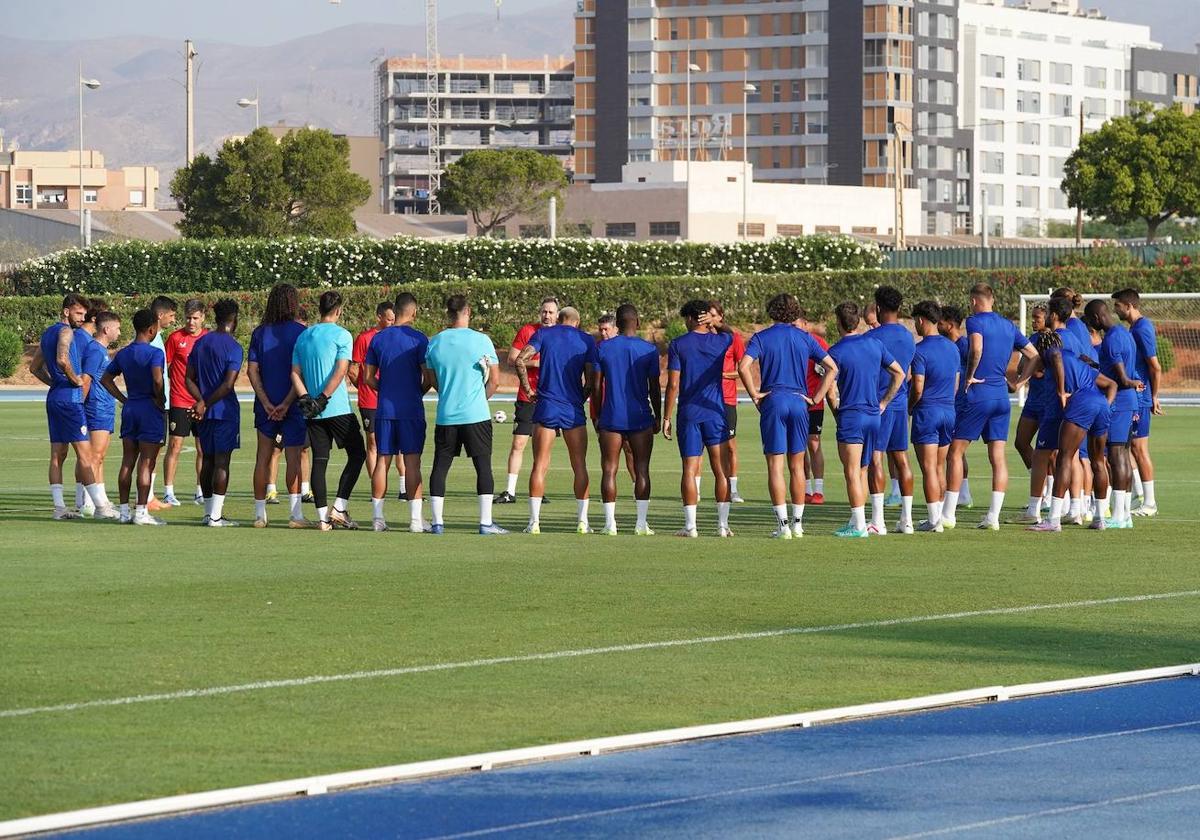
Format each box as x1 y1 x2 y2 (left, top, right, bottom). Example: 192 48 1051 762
806 331 831 410
721 330 746 406
165 327 208 409
352 327 380 410
512 323 541 403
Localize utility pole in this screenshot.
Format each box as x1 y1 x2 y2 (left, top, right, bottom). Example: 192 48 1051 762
425 0 441 214
893 121 909 250
185 40 197 165
1074 101 1084 245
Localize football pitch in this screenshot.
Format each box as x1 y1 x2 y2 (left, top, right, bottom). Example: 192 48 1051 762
1 400 1198 823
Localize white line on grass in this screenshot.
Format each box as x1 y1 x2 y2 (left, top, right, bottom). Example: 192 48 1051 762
3 589 1199 720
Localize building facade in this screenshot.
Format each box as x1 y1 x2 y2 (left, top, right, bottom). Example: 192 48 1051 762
0 149 158 212
377 55 574 214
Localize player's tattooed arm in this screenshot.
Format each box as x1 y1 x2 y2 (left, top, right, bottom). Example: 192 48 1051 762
515 344 537 399
362 363 380 392
28 344 52 387
55 325 82 386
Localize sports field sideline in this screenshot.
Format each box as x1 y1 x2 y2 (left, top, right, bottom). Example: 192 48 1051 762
2 401 1198 825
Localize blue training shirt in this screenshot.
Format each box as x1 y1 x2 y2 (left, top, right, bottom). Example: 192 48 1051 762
39 323 83 404
744 323 828 394
1099 324 1139 412
365 325 430 421
912 334 960 406
527 325 598 410
249 320 306 407
292 322 354 420
1065 317 1092 357
1045 346 1100 398
1025 332 1051 412
81 338 115 418
189 331 243 421
424 327 498 426
667 330 733 424
873 322 915 403
597 335 660 432
1129 317 1157 407
829 333 896 414
107 340 165 403
965 312 1029 402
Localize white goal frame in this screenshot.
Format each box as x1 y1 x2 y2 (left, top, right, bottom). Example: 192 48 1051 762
1018 292 1200 407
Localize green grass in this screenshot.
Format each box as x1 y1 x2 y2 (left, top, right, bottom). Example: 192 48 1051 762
1 401 1198 821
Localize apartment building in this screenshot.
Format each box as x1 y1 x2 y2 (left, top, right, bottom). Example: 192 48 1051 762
0 148 158 212
377 55 574 214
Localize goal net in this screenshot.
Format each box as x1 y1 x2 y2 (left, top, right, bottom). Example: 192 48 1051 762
1019 292 1200 406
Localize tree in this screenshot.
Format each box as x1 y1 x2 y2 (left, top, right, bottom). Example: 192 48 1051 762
1062 103 1200 242
438 148 568 237
170 127 370 239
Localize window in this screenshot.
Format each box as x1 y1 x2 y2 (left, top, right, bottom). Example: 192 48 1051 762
805 11 827 33
983 184 1003 206
1017 154 1040 177
708 82 722 104
1049 156 1068 178
1084 97 1107 118
1018 122 1040 145
806 45 828 68
1016 186 1039 209
1050 125 1072 148
83 189 98 204
605 222 636 238
982 151 1004 174
791 113 802 135
1018 58 1041 82
519 224 549 238
37 188 67 204
1050 189 1071 210
777 224 804 237
1050 62 1072 85
791 80 801 101
737 222 766 237
628 18 651 40
1017 90 1040 114
981 87 1005 110
807 145 826 166
15 184 31 204
129 189 145 206
980 119 1004 143
1137 70 1169 96
628 52 651 73
806 79 827 101
772 82 781 103
1084 66 1107 89
707 50 723 72
628 116 650 139
628 84 650 107
649 221 680 237
707 17 722 37
1050 93 1073 117
559 223 591 238
981 54 1005 78
1017 217 1042 237
806 114 827 135
747 15 761 37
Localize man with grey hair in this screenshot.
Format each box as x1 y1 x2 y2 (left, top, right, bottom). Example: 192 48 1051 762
516 306 598 534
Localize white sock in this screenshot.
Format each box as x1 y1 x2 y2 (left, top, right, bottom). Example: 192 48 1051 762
135 504 147 518
1143 480 1156 508
289 493 303 519
301 481 312 495
1026 495 1041 516
942 490 959 520
317 505 329 523
1132 467 1143 498
203 496 214 518
255 499 267 520
717 501 730 528
576 497 590 525
729 476 739 497
683 504 697 531
120 503 130 518
1102 490 1111 518
1043 476 1054 499
636 499 649 528
772 503 788 527
506 473 519 496
961 478 972 503
334 497 349 513
73 482 84 508
529 496 543 525
603 502 616 530
371 498 384 520
398 475 407 496
410 498 423 526
1112 490 1127 523
1049 495 1065 525
890 478 900 497
806 479 814 494
1069 496 1082 519
1083 494 1094 517
870 493 885 528
430 496 444 525
478 494 493 526
927 501 940 524
988 491 1004 523
901 496 913 525
211 494 225 521
85 482 109 508
815 478 824 494
791 502 805 526
51 483 65 509
851 505 867 531
266 483 276 496
165 484 176 500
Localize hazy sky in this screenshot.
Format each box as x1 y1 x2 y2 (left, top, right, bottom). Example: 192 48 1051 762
4 0 554 45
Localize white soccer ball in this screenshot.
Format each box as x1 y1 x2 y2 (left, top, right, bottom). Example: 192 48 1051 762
493 410 508 424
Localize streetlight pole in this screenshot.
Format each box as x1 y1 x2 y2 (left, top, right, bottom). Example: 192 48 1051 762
741 82 757 241
892 119 910 251
78 63 101 248
237 86 260 130
684 52 700 241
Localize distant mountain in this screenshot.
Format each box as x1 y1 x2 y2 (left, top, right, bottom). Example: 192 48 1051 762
0 3 575 204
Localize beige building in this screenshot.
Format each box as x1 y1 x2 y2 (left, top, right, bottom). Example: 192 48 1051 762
471 160 919 243
0 149 158 211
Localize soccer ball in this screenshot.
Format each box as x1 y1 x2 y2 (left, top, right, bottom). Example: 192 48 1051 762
493 410 508 424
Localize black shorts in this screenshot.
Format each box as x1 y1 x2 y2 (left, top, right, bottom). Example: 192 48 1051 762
808 406 825 437
436 421 493 459
359 407 376 434
513 400 535 436
307 413 363 452
725 403 739 436
168 407 198 437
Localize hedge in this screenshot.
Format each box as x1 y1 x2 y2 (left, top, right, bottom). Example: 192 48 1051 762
0 326 21 377
4 235 884 296
4 267 1197 345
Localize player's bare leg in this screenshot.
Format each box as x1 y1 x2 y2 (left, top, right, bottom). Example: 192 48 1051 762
1087 434 1111 529
402 452 425 532
835 442 868 536
1031 422 1087 532
562 425 591 532
806 431 825 503
723 433 743 503
706 441 732 537
525 425 557 533
600 430 624 534
370 450 392 531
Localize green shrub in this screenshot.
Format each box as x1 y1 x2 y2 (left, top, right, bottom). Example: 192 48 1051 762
1157 334 1176 374
1053 244 1140 269
662 317 688 342
0 326 23 379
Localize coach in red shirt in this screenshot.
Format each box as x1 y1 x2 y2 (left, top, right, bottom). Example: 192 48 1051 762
350 301 396 484
162 299 208 506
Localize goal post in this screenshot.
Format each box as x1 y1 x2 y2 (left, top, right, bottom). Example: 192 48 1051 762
1018 292 1200 407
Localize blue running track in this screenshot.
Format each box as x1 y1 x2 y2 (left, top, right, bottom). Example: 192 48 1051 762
57 677 1200 839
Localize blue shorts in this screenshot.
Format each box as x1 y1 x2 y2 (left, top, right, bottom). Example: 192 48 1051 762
911 403 955 447
835 407 880 468
255 406 308 449
120 401 165 445
758 391 810 456
677 417 730 458
1107 408 1135 446
1020 402 1042 422
953 396 1011 443
533 397 585 431
1134 404 1151 439
375 417 426 456
875 406 909 453
46 399 88 444
1064 393 1111 438
197 417 240 455
85 408 115 436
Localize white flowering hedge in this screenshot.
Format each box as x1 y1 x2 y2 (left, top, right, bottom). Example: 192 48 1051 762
7 234 883 296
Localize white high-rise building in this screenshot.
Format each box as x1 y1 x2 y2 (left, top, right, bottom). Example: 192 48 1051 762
957 0 1157 237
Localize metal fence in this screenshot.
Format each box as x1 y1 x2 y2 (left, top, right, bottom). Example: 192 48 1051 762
882 242 1200 270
